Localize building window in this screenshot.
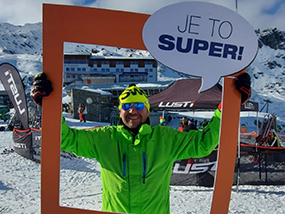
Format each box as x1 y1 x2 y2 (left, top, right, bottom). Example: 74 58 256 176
130 61 138 65
119 74 147 83
110 61 116 67
71 68 75 71
124 61 130 67
138 61 145 67
66 67 69 71
82 68 86 71
77 68 81 71
81 59 88 64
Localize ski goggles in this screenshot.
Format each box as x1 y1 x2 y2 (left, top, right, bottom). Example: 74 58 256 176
121 102 146 111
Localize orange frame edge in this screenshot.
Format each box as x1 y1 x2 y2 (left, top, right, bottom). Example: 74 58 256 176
42 4 241 214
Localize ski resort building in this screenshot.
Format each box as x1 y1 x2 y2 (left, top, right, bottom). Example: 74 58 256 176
62 53 172 123
63 54 158 85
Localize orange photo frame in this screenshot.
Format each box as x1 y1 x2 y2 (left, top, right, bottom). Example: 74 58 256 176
42 4 242 214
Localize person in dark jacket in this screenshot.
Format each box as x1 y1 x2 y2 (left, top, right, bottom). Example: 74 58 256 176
178 116 190 131
183 119 198 132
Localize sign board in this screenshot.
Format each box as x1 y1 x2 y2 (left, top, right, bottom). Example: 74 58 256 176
143 2 258 92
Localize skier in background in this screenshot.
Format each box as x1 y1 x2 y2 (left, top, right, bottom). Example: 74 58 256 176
178 116 190 131
31 73 251 214
78 103 87 123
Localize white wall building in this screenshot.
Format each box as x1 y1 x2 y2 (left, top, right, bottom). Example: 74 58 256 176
63 54 158 85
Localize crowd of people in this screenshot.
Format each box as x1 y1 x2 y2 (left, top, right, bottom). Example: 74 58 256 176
158 115 209 131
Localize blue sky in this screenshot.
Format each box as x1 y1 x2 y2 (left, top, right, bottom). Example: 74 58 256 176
74 0 96 6
262 0 284 15
0 0 284 31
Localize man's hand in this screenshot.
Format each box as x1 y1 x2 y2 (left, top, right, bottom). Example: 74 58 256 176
218 73 251 111
31 73 53 106
235 72 251 105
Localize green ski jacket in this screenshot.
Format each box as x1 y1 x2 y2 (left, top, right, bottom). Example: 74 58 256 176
61 109 221 214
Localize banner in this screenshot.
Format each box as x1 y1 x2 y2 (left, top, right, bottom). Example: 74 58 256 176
12 128 33 159
241 100 259 112
0 63 29 129
171 146 285 186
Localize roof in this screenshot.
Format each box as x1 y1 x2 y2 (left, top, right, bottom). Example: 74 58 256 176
63 81 173 93
149 79 259 111
149 79 222 110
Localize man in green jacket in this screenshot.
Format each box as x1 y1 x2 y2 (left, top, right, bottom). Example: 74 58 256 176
32 73 251 214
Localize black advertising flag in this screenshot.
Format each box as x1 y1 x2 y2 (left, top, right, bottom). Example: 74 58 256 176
0 63 29 129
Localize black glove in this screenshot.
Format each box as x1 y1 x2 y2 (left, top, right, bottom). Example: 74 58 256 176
235 72 251 105
31 73 53 106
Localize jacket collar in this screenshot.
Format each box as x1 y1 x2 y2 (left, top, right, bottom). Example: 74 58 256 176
118 123 152 145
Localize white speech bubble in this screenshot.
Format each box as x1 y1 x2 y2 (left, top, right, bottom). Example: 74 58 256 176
143 2 258 92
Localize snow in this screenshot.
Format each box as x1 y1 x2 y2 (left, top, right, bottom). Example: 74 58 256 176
0 22 285 214
80 87 113 96
1 112 285 214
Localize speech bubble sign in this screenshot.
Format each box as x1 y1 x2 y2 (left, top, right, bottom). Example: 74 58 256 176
143 2 258 92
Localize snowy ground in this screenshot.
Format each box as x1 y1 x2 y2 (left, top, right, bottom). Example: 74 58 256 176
0 112 285 214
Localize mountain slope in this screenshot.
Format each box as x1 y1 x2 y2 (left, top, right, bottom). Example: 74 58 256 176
0 23 284 122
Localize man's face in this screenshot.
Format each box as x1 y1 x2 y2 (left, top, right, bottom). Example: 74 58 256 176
120 103 149 129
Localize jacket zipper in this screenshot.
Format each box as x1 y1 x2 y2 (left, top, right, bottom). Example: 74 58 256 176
123 154 126 176
142 152 147 184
